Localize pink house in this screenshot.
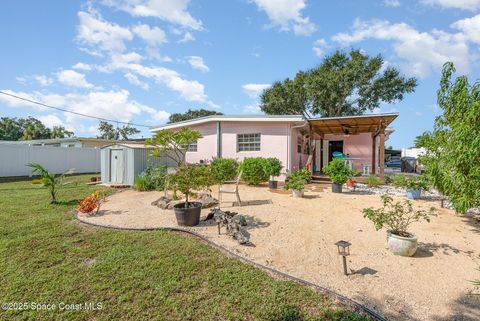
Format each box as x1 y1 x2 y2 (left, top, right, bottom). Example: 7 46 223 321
150 113 397 180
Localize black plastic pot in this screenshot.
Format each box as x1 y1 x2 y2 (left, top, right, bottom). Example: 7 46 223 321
268 180 278 189
173 202 202 226
332 183 343 193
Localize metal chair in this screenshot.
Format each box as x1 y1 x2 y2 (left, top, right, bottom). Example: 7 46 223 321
218 171 242 207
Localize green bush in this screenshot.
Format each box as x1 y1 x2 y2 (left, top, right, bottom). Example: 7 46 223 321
210 158 238 184
393 174 429 191
263 158 283 180
239 157 269 185
134 163 167 191
367 175 382 188
174 164 208 207
393 174 407 188
284 169 310 191
322 158 353 184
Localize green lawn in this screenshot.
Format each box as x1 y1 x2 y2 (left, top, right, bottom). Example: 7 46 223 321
0 175 368 320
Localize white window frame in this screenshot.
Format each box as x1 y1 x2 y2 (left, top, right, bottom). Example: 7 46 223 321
183 139 197 152
237 133 261 152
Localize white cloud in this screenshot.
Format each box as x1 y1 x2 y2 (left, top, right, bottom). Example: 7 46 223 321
384 0 401 7
77 8 133 54
421 0 480 11
1 88 170 128
332 18 471 77
37 114 76 132
451 14 480 43
132 24 167 46
72 62 92 71
250 0 316 35
243 104 262 113
102 0 203 30
242 83 271 98
312 38 327 57
57 70 94 89
124 72 149 90
186 56 209 72
177 31 195 43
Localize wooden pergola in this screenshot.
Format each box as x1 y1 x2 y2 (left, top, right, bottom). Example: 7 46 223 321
307 113 398 179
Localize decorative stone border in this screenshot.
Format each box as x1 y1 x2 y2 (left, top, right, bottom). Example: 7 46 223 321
75 212 387 321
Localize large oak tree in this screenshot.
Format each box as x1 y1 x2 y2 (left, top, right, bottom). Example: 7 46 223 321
260 50 417 117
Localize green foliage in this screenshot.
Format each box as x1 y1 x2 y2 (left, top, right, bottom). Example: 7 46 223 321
284 169 311 191
367 175 382 188
393 174 408 188
97 121 140 140
322 159 354 184
173 165 209 207
404 176 429 191
134 164 167 191
239 157 269 185
168 109 223 123
363 194 436 237
0 116 74 141
260 49 417 117
210 158 239 184
27 163 73 203
146 128 203 166
263 157 283 179
415 62 480 213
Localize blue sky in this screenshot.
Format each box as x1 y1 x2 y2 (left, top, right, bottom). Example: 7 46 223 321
1 0 479 148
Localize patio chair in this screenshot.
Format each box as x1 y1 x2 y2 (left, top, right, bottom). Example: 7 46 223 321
218 171 242 207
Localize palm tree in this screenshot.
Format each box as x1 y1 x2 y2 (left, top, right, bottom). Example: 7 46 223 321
28 163 73 203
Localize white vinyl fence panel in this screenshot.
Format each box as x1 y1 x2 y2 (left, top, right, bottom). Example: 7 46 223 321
0 145 100 177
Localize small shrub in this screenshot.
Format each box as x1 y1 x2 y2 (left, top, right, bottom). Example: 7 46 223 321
322 158 353 185
210 158 238 184
134 163 167 191
384 175 394 185
363 194 436 237
367 174 382 188
284 169 310 191
174 164 208 207
27 163 73 204
393 174 408 188
77 190 105 215
263 157 283 180
405 175 429 191
239 157 269 185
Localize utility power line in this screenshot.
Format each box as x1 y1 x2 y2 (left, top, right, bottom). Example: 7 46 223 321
0 90 151 128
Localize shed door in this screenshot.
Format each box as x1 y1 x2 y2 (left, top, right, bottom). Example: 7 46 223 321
110 149 124 183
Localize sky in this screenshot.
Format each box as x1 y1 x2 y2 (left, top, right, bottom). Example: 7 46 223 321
1 0 479 149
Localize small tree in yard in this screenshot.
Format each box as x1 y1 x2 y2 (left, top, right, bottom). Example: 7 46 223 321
174 165 206 208
415 62 480 213
146 128 202 167
322 159 353 185
28 163 73 203
263 158 283 181
210 158 238 184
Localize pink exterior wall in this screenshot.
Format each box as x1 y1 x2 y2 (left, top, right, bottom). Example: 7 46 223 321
183 122 217 163
291 127 309 172
324 133 373 172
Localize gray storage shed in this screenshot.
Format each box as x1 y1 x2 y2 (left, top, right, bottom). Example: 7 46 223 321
100 143 175 186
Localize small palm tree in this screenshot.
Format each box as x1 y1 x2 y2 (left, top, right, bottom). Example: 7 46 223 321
28 163 73 203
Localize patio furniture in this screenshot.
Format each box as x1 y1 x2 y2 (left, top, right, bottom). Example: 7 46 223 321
218 171 242 207
332 151 346 158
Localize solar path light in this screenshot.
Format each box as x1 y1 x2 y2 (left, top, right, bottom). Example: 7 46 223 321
335 240 351 275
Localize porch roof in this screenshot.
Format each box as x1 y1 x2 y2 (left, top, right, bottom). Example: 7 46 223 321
308 113 398 135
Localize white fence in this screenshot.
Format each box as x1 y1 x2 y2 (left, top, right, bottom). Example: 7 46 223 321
0 145 100 177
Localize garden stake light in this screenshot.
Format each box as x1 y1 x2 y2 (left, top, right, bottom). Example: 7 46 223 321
335 240 351 275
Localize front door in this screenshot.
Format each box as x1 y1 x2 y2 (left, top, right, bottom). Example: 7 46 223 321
110 149 124 183
329 140 344 162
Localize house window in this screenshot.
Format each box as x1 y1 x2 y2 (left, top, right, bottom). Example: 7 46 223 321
237 133 261 152
182 139 197 152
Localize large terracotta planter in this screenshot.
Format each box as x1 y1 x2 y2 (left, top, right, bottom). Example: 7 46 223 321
387 230 418 257
173 202 202 226
292 189 304 198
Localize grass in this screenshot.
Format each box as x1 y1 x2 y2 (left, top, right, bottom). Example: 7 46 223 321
0 175 369 320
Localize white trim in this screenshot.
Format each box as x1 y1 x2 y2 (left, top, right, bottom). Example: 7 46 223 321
150 115 304 131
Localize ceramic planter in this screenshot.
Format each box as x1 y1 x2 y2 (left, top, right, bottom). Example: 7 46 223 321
173 202 202 226
406 189 421 200
292 189 304 198
332 183 343 193
387 230 418 257
268 180 278 189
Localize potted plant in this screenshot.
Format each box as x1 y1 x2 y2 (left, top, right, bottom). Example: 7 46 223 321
405 175 429 200
172 165 205 226
363 194 436 257
264 158 283 189
284 169 310 198
322 158 353 193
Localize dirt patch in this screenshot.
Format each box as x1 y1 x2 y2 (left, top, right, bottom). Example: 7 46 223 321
79 185 480 321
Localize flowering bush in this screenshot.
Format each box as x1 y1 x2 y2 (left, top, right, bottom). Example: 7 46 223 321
77 190 105 215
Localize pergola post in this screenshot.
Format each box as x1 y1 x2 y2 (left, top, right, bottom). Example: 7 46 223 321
379 129 385 179
371 133 376 175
